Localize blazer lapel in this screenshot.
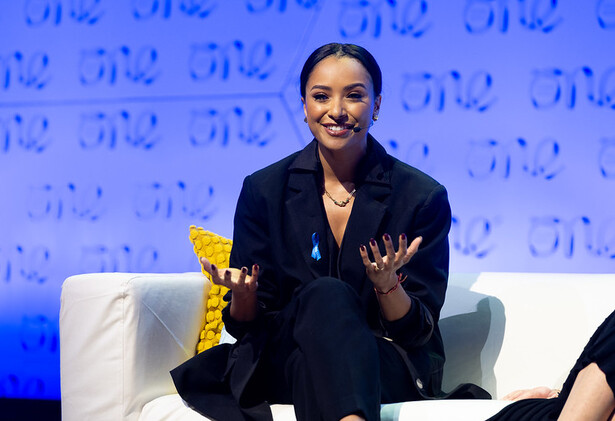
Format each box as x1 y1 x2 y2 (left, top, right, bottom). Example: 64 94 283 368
339 136 393 295
285 142 330 282
340 184 389 294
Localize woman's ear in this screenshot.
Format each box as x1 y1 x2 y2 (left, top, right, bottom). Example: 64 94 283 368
302 97 308 122
374 94 382 119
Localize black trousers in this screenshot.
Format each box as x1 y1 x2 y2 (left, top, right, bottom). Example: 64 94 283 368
254 277 421 421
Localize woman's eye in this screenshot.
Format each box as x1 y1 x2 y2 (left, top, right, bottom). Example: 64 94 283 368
348 92 363 100
313 94 328 101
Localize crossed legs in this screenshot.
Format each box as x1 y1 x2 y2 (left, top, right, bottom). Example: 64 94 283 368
267 277 420 421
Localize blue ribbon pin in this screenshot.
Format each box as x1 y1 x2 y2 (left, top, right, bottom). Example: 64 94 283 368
311 232 321 261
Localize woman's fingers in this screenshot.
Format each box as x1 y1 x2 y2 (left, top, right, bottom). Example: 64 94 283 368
369 237 385 269
247 264 259 291
359 244 374 270
223 269 233 286
382 233 396 265
237 267 248 288
502 390 523 401
210 263 228 288
361 234 423 272
236 266 258 292
200 258 259 292
202 258 226 287
397 233 408 259
402 236 422 265
200 256 214 275
359 244 378 273
502 386 556 401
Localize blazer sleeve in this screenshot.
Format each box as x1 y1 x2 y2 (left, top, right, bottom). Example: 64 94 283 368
222 175 280 340
380 183 451 350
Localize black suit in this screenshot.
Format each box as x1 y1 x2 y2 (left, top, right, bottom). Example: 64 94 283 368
172 136 452 420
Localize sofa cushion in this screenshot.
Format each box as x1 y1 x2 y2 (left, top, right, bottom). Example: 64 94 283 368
140 394 300 421
139 394 512 421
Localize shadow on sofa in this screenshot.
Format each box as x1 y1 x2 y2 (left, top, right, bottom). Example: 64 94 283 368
440 287 506 398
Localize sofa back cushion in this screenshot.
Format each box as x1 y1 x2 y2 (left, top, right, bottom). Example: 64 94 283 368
440 272 615 399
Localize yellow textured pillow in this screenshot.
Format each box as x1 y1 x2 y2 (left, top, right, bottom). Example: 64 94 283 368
189 225 232 353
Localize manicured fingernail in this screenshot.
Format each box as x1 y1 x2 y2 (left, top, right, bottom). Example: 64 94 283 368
370 238 376 246
360 244 366 251
211 264 217 271
241 267 247 274
254 264 259 271
401 233 406 240
383 233 390 241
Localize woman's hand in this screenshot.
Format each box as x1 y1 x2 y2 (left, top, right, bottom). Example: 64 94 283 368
200 257 259 297
502 386 560 401
200 257 259 321
359 233 422 293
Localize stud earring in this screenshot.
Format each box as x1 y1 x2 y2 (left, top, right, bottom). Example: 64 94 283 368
304 117 307 123
373 114 379 121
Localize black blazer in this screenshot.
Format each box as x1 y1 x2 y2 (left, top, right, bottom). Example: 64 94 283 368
172 136 454 420
226 135 451 382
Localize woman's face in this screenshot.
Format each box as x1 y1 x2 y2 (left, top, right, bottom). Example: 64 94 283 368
302 55 381 155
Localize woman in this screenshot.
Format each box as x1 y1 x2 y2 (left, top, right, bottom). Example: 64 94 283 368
172 43 481 421
489 309 615 421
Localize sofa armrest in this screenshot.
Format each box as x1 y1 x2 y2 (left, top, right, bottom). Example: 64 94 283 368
60 272 208 421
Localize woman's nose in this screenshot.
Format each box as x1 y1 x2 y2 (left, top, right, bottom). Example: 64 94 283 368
328 98 347 119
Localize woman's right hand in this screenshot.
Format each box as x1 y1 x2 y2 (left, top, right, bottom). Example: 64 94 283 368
200 257 259 297
201 257 259 322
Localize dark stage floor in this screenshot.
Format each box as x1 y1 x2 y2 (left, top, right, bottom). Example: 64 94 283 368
0 399 61 421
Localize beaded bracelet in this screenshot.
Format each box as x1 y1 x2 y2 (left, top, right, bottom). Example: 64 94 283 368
374 273 408 296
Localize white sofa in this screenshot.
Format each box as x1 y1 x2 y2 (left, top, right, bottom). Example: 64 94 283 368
60 272 615 421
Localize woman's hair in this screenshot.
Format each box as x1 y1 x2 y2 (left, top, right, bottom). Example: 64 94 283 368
299 43 382 99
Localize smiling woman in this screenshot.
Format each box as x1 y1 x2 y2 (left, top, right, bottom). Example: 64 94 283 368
303 56 380 151
302 53 382 249
171 43 484 421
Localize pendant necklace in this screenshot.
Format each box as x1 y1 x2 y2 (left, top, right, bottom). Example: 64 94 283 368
324 188 356 207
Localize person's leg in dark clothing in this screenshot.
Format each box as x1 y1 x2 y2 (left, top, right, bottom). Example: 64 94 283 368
263 277 422 421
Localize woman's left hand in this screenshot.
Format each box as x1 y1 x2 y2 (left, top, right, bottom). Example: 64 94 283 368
359 233 422 293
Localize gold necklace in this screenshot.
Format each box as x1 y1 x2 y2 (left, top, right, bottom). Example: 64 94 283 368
324 188 356 207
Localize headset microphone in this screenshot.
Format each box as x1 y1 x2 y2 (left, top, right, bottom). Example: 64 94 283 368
352 120 374 133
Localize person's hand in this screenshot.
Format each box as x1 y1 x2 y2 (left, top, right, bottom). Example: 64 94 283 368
502 386 560 401
359 233 422 293
200 257 259 297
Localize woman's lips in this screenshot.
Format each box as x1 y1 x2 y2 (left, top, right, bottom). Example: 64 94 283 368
323 124 354 137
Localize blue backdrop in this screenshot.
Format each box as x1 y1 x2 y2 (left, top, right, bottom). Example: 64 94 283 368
1 0 614 400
